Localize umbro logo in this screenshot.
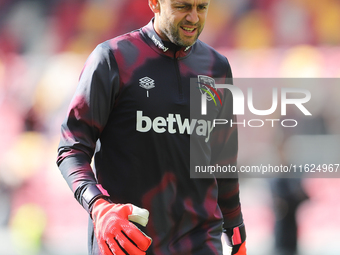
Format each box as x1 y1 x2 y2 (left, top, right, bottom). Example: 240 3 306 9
139 77 155 97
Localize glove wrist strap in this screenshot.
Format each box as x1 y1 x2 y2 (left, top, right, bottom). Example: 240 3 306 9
81 184 110 215
225 222 246 246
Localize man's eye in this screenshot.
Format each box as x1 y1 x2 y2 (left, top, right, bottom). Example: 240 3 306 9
177 6 186 10
198 5 208 11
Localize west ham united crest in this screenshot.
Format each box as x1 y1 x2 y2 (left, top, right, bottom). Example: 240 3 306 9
197 75 216 101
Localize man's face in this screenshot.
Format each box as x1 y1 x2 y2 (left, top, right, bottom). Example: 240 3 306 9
154 0 210 47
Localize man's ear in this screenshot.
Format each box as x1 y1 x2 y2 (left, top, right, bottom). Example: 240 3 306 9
149 0 160 14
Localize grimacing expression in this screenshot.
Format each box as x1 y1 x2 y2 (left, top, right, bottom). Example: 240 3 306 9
155 0 210 47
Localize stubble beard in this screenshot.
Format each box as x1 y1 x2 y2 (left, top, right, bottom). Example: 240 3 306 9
162 19 203 48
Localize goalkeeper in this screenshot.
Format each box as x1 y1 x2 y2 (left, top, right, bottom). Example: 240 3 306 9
57 0 246 254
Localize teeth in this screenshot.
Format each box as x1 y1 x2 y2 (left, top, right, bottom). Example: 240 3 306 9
182 27 195 32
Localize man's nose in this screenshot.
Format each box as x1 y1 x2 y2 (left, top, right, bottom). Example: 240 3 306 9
186 8 199 24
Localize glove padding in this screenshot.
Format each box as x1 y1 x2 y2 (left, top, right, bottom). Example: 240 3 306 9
92 198 152 255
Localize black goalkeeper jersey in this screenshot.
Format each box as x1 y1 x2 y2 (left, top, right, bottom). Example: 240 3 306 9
57 19 243 255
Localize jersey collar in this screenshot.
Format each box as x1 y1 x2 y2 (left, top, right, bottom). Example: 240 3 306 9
141 18 193 59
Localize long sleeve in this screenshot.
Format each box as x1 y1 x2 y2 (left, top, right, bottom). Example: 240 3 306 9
211 93 242 229
56 43 120 206
209 63 243 230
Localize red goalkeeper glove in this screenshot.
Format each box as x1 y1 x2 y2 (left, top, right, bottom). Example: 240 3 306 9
91 198 152 255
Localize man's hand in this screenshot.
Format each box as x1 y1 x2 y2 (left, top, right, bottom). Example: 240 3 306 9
92 198 152 255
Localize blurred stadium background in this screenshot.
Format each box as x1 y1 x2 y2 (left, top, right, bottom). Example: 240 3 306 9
0 0 340 254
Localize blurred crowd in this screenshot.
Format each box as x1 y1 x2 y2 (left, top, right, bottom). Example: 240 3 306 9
1 0 340 55
0 0 340 255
